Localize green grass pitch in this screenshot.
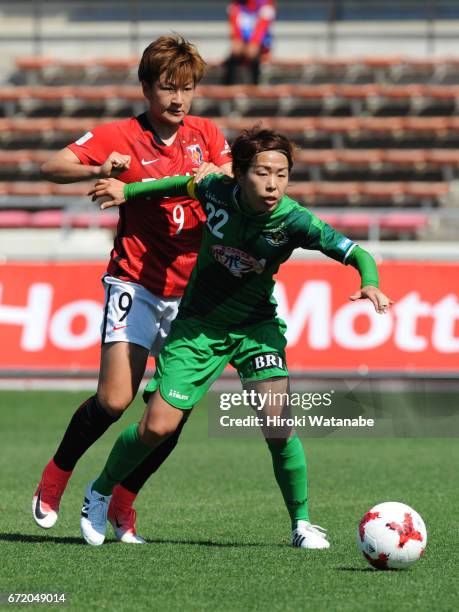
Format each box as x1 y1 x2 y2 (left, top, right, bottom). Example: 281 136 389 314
0 390 457 611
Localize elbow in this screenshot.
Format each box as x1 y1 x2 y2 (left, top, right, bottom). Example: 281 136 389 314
40 160 66 183
40 160 54 180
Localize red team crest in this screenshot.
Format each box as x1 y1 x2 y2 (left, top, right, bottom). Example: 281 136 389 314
186 144 204 165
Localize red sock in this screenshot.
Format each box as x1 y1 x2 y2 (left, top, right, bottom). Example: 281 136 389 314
44 458 72 485
111 484 138 508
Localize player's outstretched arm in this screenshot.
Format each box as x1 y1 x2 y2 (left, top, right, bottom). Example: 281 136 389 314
346 246 393 314
349 286 394 314
89 175 196 209
88 178 127 209
41 148 131 184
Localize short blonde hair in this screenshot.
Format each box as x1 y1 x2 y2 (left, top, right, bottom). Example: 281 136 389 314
138 34 206 87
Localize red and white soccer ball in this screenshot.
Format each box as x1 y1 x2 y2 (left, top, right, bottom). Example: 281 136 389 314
357 501 427 570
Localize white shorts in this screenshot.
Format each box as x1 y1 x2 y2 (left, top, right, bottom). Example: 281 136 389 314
101 275 180 356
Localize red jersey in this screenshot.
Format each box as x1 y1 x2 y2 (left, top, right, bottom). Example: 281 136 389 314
68 114 231 297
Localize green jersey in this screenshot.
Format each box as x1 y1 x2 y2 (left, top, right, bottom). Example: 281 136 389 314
180 173 356 328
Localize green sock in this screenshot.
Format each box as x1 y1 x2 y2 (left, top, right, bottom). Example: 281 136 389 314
267 434 309 528
92 423 152 496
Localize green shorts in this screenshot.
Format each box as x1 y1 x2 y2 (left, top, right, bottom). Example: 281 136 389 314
143 316 288 409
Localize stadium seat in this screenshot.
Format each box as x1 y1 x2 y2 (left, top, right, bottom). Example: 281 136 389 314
8 182 53 197
339 212 373 232
0 86 32 116
29 210 64 228
382 149 427 167
380 212 429 232
5 118 55 144
294 149 338 166
403 117 449 135
0 210 31 228
360 182 406 204
335 149 384 167
71 212 118 229
404 182 450 200
426 149 459 165
50 183 93 196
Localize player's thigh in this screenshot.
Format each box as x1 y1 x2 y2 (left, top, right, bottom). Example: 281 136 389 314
97 341 149 415
101 275 179 353
234 318 291 439
232 317 288 385
98 275 179 413
143 317 235 410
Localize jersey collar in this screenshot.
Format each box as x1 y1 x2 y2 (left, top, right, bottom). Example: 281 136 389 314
136 112 183 146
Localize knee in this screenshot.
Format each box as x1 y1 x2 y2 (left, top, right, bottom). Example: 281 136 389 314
139 419 178 445
147 419 178 439
96 392 133 418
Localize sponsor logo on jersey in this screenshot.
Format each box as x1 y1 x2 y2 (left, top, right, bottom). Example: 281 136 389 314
75 131 93 146
186 144 204 166
211 245 266 277
141 158 160 165
168 389 190 401
205 191 228 207
252 353 285 372
263 224 289 247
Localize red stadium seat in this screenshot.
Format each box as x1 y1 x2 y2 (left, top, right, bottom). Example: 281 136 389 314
339 213 373 232
362 55 404 69
404 182 449 199
426 149 459 165
315 182 361 201
335 149 384 166
71 212 118 229
97 57 138 70
51 182 93 196
285 182 317 202
315 213 341 226
359 117 404 136
8 118 54 137
360 182 405 203
0 87 32 116
403 117 449 135
0 210 31 228
8 182 52 197
315 117 361 133
295 149 338 166
380 213 429 232
52 117 102 139
29 210 64 228
16 56 54 71
0 150 34 167
382 150 427 166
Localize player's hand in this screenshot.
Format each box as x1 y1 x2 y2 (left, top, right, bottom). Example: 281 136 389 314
99 152 131 178
193 162 224 184
88 178 126 209
349 286 394 314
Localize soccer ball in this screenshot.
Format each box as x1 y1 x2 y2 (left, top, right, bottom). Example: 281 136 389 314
357 501 427 570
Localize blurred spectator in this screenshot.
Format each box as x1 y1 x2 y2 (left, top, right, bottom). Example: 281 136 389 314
223 0 276 85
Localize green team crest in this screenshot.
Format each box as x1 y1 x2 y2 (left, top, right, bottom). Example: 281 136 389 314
262 224 289 247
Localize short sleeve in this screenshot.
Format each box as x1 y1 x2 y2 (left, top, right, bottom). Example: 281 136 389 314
202 119 232 167
67 123 116 166
294 209 356 263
